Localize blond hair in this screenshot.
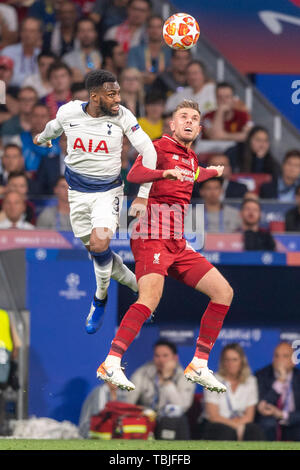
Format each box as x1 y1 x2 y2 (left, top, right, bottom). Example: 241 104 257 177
173 100 201 117
218 343 252 384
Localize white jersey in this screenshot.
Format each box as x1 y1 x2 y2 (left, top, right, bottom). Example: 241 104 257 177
37 100 157 197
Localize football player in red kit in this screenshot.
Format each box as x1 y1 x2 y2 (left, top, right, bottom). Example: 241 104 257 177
97 100 233 393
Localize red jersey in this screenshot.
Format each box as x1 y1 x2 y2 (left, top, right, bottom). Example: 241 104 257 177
202 108 250 139
127 134 217 239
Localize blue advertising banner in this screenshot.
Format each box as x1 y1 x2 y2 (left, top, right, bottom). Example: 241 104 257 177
173 0 300 74
26 249 118 424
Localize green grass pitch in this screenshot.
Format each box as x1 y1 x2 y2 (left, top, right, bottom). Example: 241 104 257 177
0 439 300 451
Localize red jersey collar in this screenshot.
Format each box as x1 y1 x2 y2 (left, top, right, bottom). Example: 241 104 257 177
161 134 195 157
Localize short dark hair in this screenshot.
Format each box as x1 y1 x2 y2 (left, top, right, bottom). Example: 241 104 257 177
198 176 224 190
153 339 177 355
4 143 22 154
146 14 164 27
187 59 207 75
171 48 191 58
241 198 261 210
47 61 72 80
145 92 164 105
128 0 152 8
37 50 57 63
7 171 28 182
71 81 86 94
85 69 117 94
283 149 300 163
217 81 235 94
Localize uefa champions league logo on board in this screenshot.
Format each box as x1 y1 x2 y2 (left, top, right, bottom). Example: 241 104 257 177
59 273 87 300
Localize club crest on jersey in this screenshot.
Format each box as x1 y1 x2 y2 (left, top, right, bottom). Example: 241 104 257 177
153 253 160 264
73 138 109 153
107 124 112 135
131 123 140 133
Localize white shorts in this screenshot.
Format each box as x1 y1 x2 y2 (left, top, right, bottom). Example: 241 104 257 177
68 184 124 239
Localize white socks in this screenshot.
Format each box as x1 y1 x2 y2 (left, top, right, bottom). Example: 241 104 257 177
111 252 138 292
191 357 208 369
93 257 113 300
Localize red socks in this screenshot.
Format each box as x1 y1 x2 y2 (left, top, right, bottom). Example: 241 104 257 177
195 301 229 360
109 303 152 358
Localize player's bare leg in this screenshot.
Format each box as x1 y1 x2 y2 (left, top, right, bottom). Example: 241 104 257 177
185 267 233 392
97 273 164 390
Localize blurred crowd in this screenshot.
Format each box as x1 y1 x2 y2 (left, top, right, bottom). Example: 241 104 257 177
0 0 300 239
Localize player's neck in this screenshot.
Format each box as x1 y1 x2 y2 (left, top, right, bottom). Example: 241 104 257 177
171 134 192 150
86 103 104 118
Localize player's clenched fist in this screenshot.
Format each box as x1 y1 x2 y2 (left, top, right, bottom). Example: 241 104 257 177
206 165 224 177
129 197 148 218
33 134 52 148
162 169 184 181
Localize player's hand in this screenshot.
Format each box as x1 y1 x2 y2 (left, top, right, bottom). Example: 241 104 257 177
206 165 224 177
162 169 184 181
33 134 52 148
129 197 148 218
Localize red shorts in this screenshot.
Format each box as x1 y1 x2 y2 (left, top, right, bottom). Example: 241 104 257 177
130 238 214 288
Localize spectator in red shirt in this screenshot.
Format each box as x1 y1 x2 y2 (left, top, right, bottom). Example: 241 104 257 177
202 82 252 142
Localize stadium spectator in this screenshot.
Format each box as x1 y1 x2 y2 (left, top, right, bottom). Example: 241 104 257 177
128 15 172 90
71 82 89 102
198 177 242 233
62 18 102 81
150 49 191 102
0 190 34 230
0 144 25 194
202 82 252 142
11 104 61 174
0 3 18 49
90 0 129 39
165 60 216 115
260 149 300 201
78 382 126 438
206 154 248 199
49 1 78 57
0 86 38 146
138 93 164 140
5 172 37 225
101 40 127 80
36 176 72 231
0 17 42 87
200 343 264 441
162 111 173 136
104 0 152 53
119 67 145 118
0 56 20 130
42 61 72 119
240 198 276 251
256 341 300 441
0 308 22 436
285 184 300 232
27 0 58 51
125 340 195 439
23 51 56 99
226 125 280 176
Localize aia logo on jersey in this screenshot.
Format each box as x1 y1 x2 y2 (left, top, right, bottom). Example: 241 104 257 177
73 138 109 153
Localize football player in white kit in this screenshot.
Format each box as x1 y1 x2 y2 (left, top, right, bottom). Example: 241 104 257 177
33 69 159 334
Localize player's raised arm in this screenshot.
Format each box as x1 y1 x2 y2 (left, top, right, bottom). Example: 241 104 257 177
33 112 64 148
127 155 184 183
195 165 224 183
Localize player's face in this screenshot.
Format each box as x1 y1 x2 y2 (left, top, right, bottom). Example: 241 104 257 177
170 108 201 145
94 82 121 116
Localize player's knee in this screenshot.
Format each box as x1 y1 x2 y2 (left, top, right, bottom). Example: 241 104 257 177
89 233 110 253
211 281 233 306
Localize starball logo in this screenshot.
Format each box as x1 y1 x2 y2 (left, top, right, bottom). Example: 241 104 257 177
0 80 5 105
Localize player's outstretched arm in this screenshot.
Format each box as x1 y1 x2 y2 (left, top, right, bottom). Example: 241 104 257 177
127 155 184 183
33 117 64 148
195 165 224 183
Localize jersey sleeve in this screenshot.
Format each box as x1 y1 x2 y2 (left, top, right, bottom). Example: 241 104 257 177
127 155 164 183
195 165 218 183
36 106 65 144
122 107 158 198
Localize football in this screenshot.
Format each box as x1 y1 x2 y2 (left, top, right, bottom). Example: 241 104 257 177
163 13 200 50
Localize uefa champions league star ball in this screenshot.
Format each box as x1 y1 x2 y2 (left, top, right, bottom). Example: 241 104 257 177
163 12 200 50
